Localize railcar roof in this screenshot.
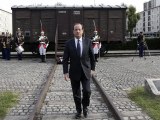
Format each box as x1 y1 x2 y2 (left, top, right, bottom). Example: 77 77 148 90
11 4 127 9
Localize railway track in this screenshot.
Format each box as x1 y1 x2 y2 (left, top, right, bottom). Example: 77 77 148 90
28 64 123 120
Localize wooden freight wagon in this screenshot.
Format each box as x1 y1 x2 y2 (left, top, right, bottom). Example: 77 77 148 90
11 5 127 54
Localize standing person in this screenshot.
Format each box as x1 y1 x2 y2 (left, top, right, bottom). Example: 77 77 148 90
15 28 24 60
1 32 5 59
38 31 49 62
92 30 101 62
3 32 13 60
63 23 95 119
137 32 144 57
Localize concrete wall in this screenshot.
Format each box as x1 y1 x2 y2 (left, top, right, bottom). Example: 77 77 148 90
0 9 12 34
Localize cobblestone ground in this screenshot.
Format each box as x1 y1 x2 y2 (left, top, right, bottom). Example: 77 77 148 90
95 56 160 120
1 56 160 120
41 65 115 120
0 58 54 120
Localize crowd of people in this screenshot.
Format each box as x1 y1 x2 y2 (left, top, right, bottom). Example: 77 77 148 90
0 26 102 63
0 28 49 62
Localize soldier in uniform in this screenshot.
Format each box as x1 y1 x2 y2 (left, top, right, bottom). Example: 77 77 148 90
137 32 144 57
15 28 24 60
92 30 101 62
1 32 5 59
3 32 13 60
38 31 49 62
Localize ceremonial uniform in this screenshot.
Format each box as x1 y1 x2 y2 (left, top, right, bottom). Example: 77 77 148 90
3 32 13 60
38 31 49 62
0 33 5 59
15 28 24 60
92 31 101 62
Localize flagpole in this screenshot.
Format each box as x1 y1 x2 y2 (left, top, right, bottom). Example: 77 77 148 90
40 20 42 31
94 0 96 6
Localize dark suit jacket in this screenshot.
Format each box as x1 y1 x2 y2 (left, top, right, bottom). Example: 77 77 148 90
63 37 95 81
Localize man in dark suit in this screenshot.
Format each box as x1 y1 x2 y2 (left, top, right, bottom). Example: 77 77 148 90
63 23 95 119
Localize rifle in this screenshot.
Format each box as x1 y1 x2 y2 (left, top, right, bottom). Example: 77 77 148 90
40 20 43 31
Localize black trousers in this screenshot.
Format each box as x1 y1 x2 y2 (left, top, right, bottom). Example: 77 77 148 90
70 70 91 113
4 48 11 60
17 53 22 60
2 48 5 59
139 43 144 57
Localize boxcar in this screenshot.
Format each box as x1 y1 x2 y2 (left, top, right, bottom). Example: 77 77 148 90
11 5 127 53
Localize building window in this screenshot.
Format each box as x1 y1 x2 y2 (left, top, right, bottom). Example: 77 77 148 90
143 12 145 16
148 27 151 31
143 28 145 32
143 23 145 27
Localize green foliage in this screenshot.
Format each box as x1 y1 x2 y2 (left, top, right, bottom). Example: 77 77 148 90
107 38 160 50
127 5 140 36
128 87 160 120
0 91 19 118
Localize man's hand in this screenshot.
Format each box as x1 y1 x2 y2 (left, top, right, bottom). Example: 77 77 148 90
64 73 70 81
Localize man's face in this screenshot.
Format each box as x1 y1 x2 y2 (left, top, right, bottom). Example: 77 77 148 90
73 24 83 39
41 32 44 36
18 32 21 36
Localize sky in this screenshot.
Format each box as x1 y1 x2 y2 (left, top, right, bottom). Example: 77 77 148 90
0 0 149 13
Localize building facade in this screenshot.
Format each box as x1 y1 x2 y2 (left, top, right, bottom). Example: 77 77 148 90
133 0 160 37
0 9 12 35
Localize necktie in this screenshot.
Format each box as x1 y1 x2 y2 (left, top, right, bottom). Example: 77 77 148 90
77 39 81 57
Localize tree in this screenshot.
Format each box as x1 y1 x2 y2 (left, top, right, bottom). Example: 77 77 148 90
126 5 140 37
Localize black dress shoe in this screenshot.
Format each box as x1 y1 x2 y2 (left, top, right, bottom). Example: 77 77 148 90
75 112 81 119
83 108 88 118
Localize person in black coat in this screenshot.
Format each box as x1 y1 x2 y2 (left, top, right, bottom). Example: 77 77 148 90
137 32 144 57
63 23 95 119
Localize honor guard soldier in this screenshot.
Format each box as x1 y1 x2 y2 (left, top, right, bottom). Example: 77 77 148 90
38 31 49 62
15 28 24 60
92 30 101 62
137 32 144 57
3 32 13 60
1 32 5 59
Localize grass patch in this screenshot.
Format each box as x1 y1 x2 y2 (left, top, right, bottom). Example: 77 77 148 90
128 87 160 120
0 91 19 118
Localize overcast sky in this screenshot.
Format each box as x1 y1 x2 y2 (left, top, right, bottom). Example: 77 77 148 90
0 0 149 13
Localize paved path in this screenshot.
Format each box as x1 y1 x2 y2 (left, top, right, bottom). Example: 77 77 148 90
41 65 115 120
1 56 160 120
0 59 54 120
95 56 160 120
